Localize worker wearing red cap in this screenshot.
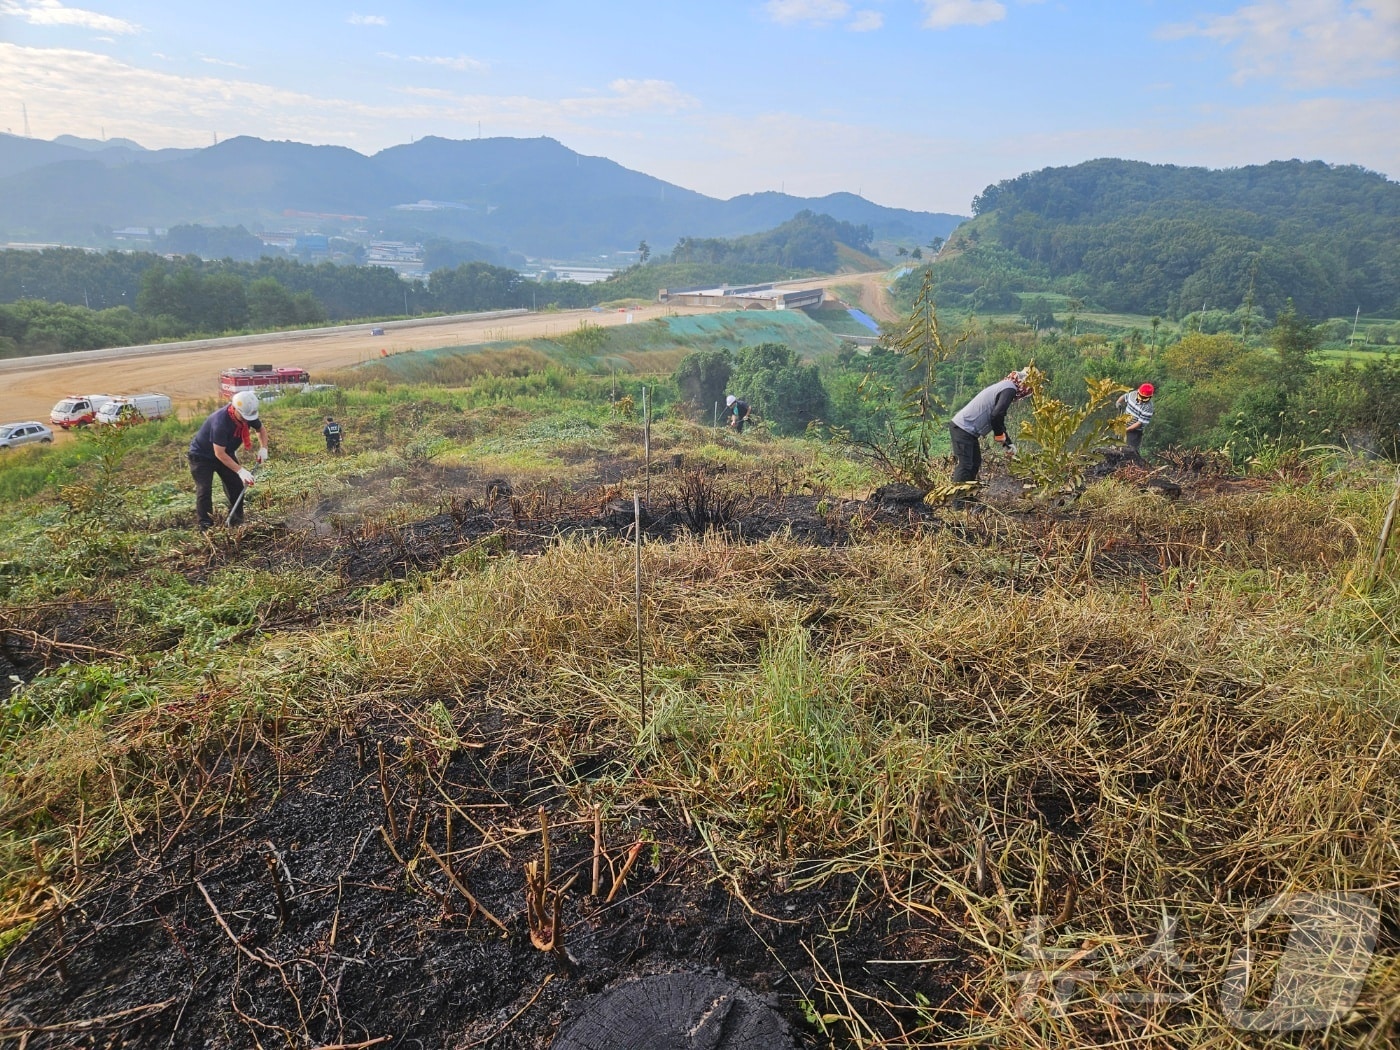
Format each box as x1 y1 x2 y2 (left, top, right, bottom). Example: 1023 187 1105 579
1117 383 1155 453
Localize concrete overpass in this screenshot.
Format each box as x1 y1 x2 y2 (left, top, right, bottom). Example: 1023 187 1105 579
658 283 825 311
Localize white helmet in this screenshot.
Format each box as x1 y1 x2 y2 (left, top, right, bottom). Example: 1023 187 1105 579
726 395 737 406
231 390 260 421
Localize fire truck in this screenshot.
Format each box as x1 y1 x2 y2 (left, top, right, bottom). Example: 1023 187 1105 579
219 365 311 400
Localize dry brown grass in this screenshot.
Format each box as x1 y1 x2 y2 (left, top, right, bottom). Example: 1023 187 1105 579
2 478 1396 1046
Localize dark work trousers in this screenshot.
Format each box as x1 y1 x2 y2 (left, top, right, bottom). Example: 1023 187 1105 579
949 422 982 510
1125 427 1144 452
950 423 982 483
189 454 246 530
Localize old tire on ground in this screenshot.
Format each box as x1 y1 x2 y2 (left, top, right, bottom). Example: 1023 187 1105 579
552 971 791 1050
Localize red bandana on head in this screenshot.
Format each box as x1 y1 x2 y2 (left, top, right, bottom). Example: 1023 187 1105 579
227 404 253 451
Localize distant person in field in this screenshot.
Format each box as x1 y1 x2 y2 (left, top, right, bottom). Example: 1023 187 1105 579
323 415 344 453
1117 383 1154 454
726 394 751 433
948 369 1032 501
188 390 269 531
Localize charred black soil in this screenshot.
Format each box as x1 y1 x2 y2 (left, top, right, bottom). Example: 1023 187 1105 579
0 706 964 1048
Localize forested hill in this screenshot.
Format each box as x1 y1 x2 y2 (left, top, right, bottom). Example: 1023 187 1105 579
669 211 877 271
948 158 1399 319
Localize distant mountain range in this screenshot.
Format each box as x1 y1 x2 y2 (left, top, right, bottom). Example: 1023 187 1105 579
0 133 964 259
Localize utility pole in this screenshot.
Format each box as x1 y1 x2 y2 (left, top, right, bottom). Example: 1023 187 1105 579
1351 306 1361 345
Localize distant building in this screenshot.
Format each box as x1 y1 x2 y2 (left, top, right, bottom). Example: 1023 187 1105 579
391 200 474 212
113 227 165 242
259 231 298 252
294 234 330 259
538 266 614 285
366 240 425 278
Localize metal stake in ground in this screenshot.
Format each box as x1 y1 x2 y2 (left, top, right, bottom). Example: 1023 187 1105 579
225 484 249 528
634 492 646 731
642 386 651 508
1370 470 1400 587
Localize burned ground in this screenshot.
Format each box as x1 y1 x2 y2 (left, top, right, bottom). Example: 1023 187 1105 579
0 705 962 1049
1 451 1382 1049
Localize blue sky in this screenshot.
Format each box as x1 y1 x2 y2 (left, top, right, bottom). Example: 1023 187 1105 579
0 0 1395 214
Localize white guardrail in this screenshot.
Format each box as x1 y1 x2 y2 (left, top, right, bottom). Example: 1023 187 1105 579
0 308 532 375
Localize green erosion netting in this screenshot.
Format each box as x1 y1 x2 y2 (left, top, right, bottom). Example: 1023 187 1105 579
654 309 843 356
361 309 846 380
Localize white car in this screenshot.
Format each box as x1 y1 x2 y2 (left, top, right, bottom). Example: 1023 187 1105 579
0 421 55 449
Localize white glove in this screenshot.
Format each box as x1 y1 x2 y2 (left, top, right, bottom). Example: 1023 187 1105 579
238 467 255 485
1003 442 1017 457
256 447 269 464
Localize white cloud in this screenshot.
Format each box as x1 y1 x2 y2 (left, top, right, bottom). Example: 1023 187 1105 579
199 55 248 70
347 13 387 26
569 79 700 115
1158 0 1400 87
765 0 851 26
920 0 1006 29
0 43 702 158
848 10 884 30
397 86 458 101
0 0 138 34
407 54 488 73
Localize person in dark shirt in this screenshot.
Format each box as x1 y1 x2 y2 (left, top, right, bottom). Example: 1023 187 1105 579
188 390 270 530
726 394 751 433
323 416 344 453
947 369 1032 501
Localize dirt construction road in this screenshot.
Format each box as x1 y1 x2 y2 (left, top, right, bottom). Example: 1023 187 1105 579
0 270 895 432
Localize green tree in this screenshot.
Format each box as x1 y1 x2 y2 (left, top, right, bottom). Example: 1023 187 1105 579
1269 299 1320 394
673 348 732 415
1009 366 1127 498
729 343 828 435
247 277 299 328
1020 296 1057 329
826 270 971 488
1351 357 1400 460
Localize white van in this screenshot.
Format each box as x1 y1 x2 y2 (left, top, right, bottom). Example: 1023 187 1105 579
50 394 114 428
95 394 174 426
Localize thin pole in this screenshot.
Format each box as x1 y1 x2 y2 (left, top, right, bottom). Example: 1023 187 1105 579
633 492 646 730
225 486 247 527
1370 471 1400 587
714 401 718 429
643 387 651 507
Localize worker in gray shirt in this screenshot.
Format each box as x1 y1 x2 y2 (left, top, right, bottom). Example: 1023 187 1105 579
948 369 1032 497
1117 383 1154 453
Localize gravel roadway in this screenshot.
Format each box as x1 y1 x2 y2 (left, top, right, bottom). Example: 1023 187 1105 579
0 270 894 434
0 303 700 434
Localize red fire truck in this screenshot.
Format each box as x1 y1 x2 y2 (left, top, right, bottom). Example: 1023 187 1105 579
219 365 311 400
